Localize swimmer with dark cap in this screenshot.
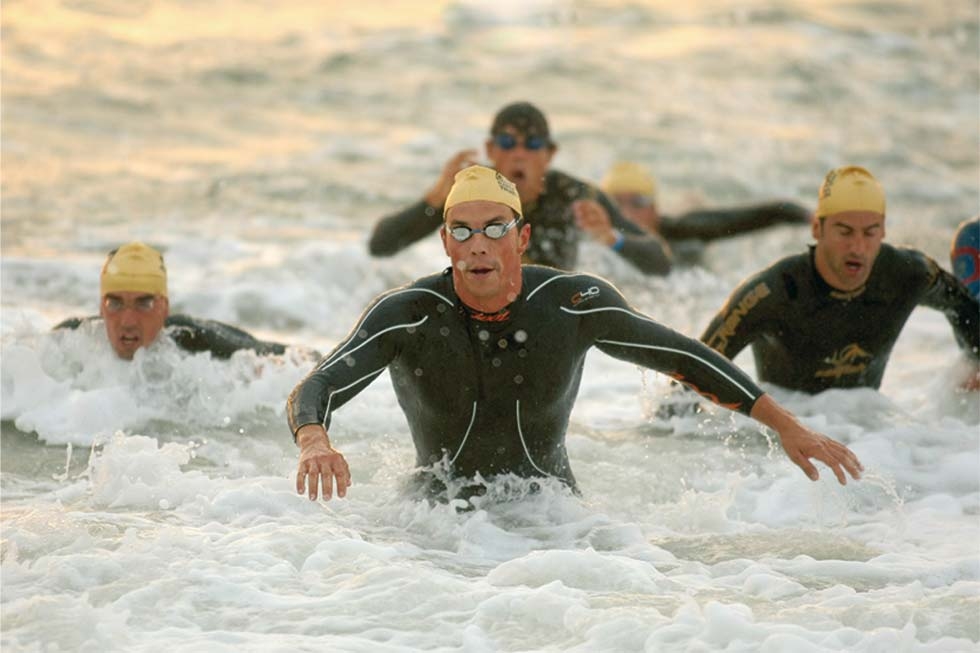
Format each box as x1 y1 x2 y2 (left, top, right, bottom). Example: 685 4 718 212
369 101 673 276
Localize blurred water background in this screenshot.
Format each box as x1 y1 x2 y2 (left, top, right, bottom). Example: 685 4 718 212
2 1 978 651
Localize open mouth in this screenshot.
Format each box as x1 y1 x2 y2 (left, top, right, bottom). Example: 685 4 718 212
469 265 495 277
509 169 526 183
844 260 864 274
119 335 141 347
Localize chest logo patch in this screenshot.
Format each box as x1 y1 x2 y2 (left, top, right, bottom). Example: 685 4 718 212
571 286 600 306
815 343 872 380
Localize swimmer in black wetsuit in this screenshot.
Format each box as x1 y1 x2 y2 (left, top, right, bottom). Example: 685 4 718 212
54 242 300 360
700 166 980 393
601 161 811 264
291 165 863 503
368 101 673 275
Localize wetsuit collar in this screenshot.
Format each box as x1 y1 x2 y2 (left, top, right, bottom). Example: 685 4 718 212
447 267 529 322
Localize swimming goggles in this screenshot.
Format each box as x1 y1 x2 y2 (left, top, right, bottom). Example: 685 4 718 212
447 218 522 242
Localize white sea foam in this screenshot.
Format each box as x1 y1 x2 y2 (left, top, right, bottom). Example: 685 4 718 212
2 1 978 651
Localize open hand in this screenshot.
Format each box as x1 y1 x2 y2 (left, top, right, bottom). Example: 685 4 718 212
295 425 351 501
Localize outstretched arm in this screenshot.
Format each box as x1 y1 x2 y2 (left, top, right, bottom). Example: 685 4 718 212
368 149 479 256
918 258 980 358
166 315 290 359
286 286 420 500
583 279 862 485
573 197 673 276
750 394 863 484
659 201 811 242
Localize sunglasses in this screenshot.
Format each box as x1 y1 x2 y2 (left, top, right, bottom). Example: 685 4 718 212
492 133 550 151
447 218 521 242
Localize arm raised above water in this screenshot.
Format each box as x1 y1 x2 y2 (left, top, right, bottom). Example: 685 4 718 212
577 278 862 484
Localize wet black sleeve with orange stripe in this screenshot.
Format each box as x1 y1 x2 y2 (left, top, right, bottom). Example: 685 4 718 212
549 273 765 415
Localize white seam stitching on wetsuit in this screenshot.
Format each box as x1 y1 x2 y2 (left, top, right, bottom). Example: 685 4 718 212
595 338 758 401
560 304 656 324
561 305 757 401
526 273 588 301
322 365 388 428
515 399 550 476
317 288 452 369
449 401 478 465
316 316 428 372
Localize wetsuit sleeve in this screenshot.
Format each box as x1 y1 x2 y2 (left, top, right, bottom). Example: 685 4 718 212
368 199 443 256
577 278 764 414
698 271 777 360
166 315 288 359
916 254 980 358
659 201 811 242
597 189 673 276
286 291 405 436
52 316 92 330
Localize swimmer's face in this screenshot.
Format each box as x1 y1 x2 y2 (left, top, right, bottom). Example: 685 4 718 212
812 210 885 291
486 125 556 205
441 200 530 312
100 290 169 359
610 193 660 233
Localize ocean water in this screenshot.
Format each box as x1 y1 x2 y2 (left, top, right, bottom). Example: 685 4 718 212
2 1 979 651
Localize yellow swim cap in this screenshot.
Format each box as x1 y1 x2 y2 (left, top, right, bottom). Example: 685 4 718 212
100 242 168 297
817 166 886 218
600 161 657 201
444 165 523 219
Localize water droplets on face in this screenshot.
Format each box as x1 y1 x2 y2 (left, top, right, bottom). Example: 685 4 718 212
456 260 469 271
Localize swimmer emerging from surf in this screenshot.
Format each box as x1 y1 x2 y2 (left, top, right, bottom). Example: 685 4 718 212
697 166 979 394
369 101 673 275
56 242 307 360
289 165 863 502
600 160 811 265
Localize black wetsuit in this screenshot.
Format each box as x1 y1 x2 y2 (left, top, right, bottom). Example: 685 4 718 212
287 265 764 492
700 244 980 393
368 169 673 275
54 314 289 359
659 201 810 240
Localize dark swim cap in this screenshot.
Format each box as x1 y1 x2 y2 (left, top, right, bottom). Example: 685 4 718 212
489 101 552 142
